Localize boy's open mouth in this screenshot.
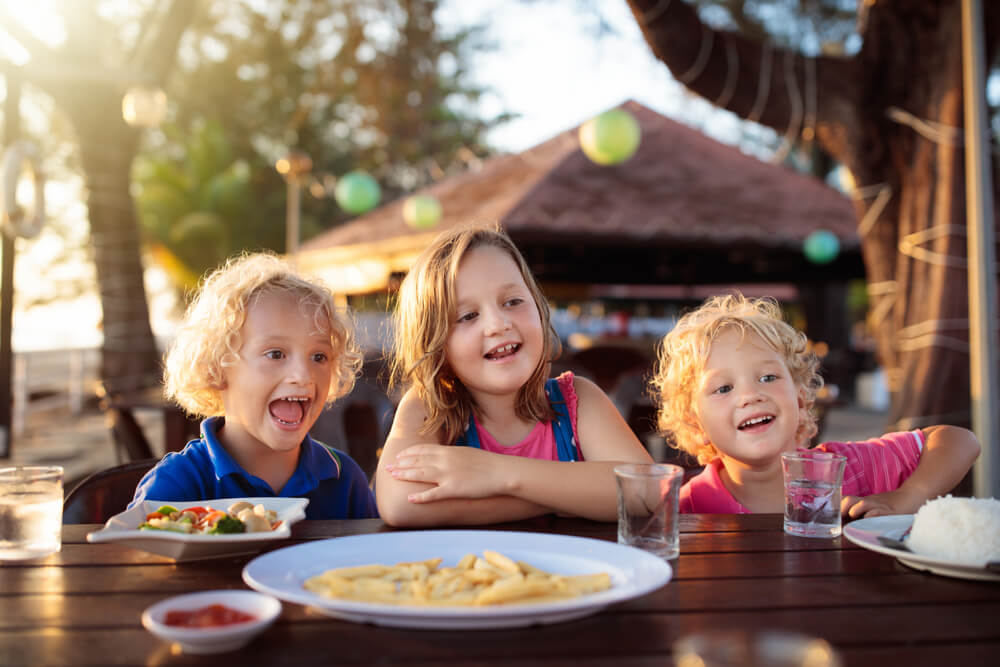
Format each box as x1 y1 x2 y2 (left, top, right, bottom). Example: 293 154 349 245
269 397 311 425
738 415 774 430
485 343 520 360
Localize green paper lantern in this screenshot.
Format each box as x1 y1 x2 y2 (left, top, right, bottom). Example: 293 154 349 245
403 194 442 230
578 109 641 165
334 171 381 215
804 230 840 264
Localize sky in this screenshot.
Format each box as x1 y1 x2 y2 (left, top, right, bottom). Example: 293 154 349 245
445 0 745 153
2 0 757 351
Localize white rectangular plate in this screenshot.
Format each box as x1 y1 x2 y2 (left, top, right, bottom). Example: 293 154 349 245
86 497 309 562
242 530 672 629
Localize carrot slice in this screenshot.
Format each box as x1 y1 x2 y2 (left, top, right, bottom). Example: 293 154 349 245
199 510 227 527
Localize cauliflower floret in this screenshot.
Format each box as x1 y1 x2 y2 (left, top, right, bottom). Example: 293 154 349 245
237 508 273 532
228 501 254 515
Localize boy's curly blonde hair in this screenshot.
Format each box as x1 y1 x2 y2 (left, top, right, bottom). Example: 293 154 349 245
390 224 561 444
649 293 823 465
164 252 362 417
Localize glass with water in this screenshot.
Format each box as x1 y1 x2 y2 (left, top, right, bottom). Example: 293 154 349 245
781 451 846 538
614 463 683 559
0 465 64 560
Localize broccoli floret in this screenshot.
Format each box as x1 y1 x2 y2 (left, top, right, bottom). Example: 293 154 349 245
155 505 179 516
208 516 246 534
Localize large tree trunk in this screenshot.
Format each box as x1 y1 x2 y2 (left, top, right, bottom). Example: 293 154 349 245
626 0 1000 432
74 111 161 395
2 1 197 397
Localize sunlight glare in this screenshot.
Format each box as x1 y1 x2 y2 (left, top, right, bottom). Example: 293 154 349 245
0 1 66 64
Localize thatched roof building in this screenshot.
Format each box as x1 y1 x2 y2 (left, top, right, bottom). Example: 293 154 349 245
299 101 862 294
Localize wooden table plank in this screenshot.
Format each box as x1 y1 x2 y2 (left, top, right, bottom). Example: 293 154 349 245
2 604 999 666
4 572 996 631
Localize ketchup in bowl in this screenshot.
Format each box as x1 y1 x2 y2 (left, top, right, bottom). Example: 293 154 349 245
164 604 256 628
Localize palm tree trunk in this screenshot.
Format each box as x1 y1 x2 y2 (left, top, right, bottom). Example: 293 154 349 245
75 112 160 395
626 0 1000 432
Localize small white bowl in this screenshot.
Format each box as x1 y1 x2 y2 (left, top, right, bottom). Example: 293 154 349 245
142 590 282 654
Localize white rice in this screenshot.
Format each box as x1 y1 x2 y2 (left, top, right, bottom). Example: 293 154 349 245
907 495 1000 565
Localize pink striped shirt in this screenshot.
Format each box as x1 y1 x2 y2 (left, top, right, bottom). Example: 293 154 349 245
472 372 581 461
679 430 925 514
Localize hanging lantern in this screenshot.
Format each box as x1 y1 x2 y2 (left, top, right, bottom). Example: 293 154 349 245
804 230 840 264
579 108 641 165
402 194 442 230
334 171 381 215
121 86 168 128
275 150 313 180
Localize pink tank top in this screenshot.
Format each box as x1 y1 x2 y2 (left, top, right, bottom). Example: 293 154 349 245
470 372 580 461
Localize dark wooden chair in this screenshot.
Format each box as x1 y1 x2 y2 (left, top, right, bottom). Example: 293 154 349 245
609 369 700 470
309 356 396 482
63 459 158 524
102 386 201 463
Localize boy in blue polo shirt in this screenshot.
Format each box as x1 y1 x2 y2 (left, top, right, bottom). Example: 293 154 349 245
130 253 377 519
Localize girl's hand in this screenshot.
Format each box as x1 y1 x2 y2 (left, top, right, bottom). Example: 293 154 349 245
386 445 510 503
841 490 911 519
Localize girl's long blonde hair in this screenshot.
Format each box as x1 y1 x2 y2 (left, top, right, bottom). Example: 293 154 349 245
390 224 561 443
164 252 362 417
649 293 822 465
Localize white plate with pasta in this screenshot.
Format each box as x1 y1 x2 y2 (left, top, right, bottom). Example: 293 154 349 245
241 530 672 629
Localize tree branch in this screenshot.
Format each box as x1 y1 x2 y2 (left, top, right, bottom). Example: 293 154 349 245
625 0 858 164
138 0 199 82
128 2 165 68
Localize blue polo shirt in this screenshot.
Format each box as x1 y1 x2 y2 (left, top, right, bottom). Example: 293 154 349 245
129 416 377 519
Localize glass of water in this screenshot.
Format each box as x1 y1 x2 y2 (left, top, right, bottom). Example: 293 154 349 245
781 451 847 538
0 465 64 560
614 463 683 559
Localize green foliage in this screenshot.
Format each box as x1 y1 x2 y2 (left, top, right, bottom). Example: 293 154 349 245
135 0 505 270
133 119 261 290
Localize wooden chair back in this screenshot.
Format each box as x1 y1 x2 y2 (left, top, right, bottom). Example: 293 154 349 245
63 459 158 524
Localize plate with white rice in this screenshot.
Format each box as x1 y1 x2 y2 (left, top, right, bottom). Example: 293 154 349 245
843 496 1000 582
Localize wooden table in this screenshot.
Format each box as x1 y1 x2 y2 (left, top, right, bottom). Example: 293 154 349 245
2 515 998 666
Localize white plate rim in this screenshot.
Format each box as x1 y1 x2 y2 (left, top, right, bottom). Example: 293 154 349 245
843 514 1000 581
241 530 672 629
86 497 308 544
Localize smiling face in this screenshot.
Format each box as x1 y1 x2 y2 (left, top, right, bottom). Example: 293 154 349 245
693 328 803 468
218 290 335 458
444 245 545 403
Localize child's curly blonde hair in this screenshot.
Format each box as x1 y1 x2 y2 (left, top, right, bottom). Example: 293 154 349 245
390 224 561 444
164 252 362 417
649 293 823 465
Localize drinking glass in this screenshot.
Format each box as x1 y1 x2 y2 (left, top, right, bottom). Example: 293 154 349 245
0 465 64 560
781 451 847 538
614 463 683 559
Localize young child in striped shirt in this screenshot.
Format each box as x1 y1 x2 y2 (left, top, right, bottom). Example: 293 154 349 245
649 293 980 516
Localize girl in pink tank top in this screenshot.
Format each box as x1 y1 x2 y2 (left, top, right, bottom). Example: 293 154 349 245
375 226 653 527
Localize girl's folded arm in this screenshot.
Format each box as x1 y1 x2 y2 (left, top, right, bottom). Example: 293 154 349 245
843 424 981 517
378 379 655 524
486 376 654 522
893 425 980 510
374 391 550 527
